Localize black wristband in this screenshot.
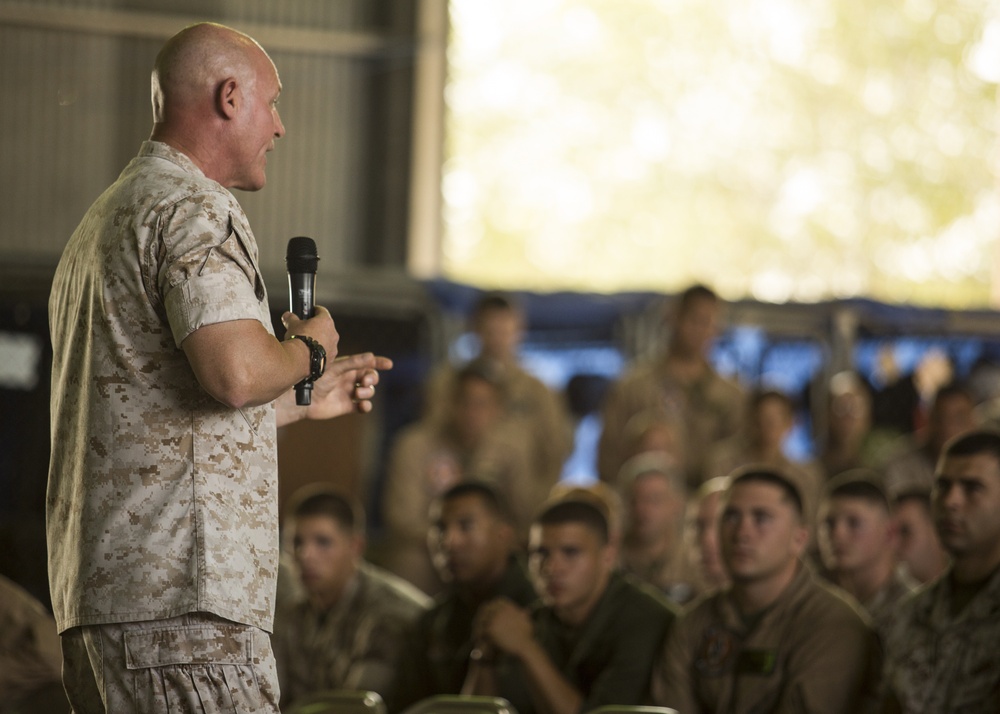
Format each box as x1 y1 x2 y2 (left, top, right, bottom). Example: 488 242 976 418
288 334 326 381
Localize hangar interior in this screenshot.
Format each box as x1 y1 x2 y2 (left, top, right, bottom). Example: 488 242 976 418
2 0 998 608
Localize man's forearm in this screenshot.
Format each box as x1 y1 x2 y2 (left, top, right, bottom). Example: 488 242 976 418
515 640 583 714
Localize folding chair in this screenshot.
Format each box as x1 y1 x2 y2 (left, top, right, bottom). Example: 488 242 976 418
285 689 387 714
400 694 519 714
584 707 679 714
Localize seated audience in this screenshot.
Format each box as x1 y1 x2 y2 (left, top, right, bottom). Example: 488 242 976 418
688 476 732 594
819 370 880 480
891 489 950 585
617 452 701 604
0 574 67 713
382 358 536 592
272 489 430 709
423 291 573 487
388 482 538 713
881 429 1000 713
466 498 677 713
817 470 915 639
652 467 880 713
881 382 978 498
598 284 744 489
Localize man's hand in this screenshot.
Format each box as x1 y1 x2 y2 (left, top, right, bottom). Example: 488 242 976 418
476 598 535 658
477 598 584 714
276 306 392 426
281 306 340 363
276 352 392 427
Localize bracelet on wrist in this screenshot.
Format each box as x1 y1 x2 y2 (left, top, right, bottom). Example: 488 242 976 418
287 334 326 381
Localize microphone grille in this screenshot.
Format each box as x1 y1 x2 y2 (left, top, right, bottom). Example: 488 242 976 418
286 236 319 273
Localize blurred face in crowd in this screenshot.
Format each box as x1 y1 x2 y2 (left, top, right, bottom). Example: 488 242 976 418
819 496 894 575
530 522 615 626
671 296 719 359
894 497 949 584
475 308 523 362
933 452 1000 572
752 396 794 452
693 488 728 588
452 376 503 447
929 393 976 453
828 388 872 448
627 472 684 545
430 493 512 591
293 515 361 607
721 481 807 585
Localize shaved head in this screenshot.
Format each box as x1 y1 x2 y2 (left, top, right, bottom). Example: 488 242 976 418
152 22 269 123
149 22 285 189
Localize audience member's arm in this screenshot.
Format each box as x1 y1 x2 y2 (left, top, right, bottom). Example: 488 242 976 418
478 598 583 714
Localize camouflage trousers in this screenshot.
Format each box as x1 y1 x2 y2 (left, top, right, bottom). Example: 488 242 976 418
60 612 280 714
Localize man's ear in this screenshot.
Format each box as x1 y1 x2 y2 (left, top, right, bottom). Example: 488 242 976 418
216 76 239 119
791 522 810 558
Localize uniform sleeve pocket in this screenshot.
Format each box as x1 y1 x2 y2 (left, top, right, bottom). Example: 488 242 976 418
124 625 254 669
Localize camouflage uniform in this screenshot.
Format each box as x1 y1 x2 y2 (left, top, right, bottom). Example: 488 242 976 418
494 573 677 714
387 557 538 713
652 565 880 714
598 360 744 488
858 568 916 644
48 141 279 712
60 613 279 713
882 567 1000 713
272 562 430 708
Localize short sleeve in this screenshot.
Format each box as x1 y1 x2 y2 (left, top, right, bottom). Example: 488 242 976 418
157 192 269 347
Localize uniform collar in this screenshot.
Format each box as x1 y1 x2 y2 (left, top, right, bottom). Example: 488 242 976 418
139 140 209 179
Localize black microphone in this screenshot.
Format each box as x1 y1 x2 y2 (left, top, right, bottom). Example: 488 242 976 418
286 236 319 405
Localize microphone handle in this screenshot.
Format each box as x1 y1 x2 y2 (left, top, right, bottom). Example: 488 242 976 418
289 272 316 405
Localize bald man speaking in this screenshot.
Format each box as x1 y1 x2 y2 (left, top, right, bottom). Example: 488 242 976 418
47 23 389 713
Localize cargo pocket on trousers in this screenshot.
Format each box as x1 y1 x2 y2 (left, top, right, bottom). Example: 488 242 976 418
124 625 265 713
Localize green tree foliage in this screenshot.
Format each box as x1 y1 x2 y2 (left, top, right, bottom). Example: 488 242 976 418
444 0 999 306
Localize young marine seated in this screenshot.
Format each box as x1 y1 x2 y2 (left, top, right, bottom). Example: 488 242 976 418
817 469 916 640
881 429 1000 713
891 488 950 585
464 497 677 714
652 467 880 714
272 488 431 709
387 481 538 713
